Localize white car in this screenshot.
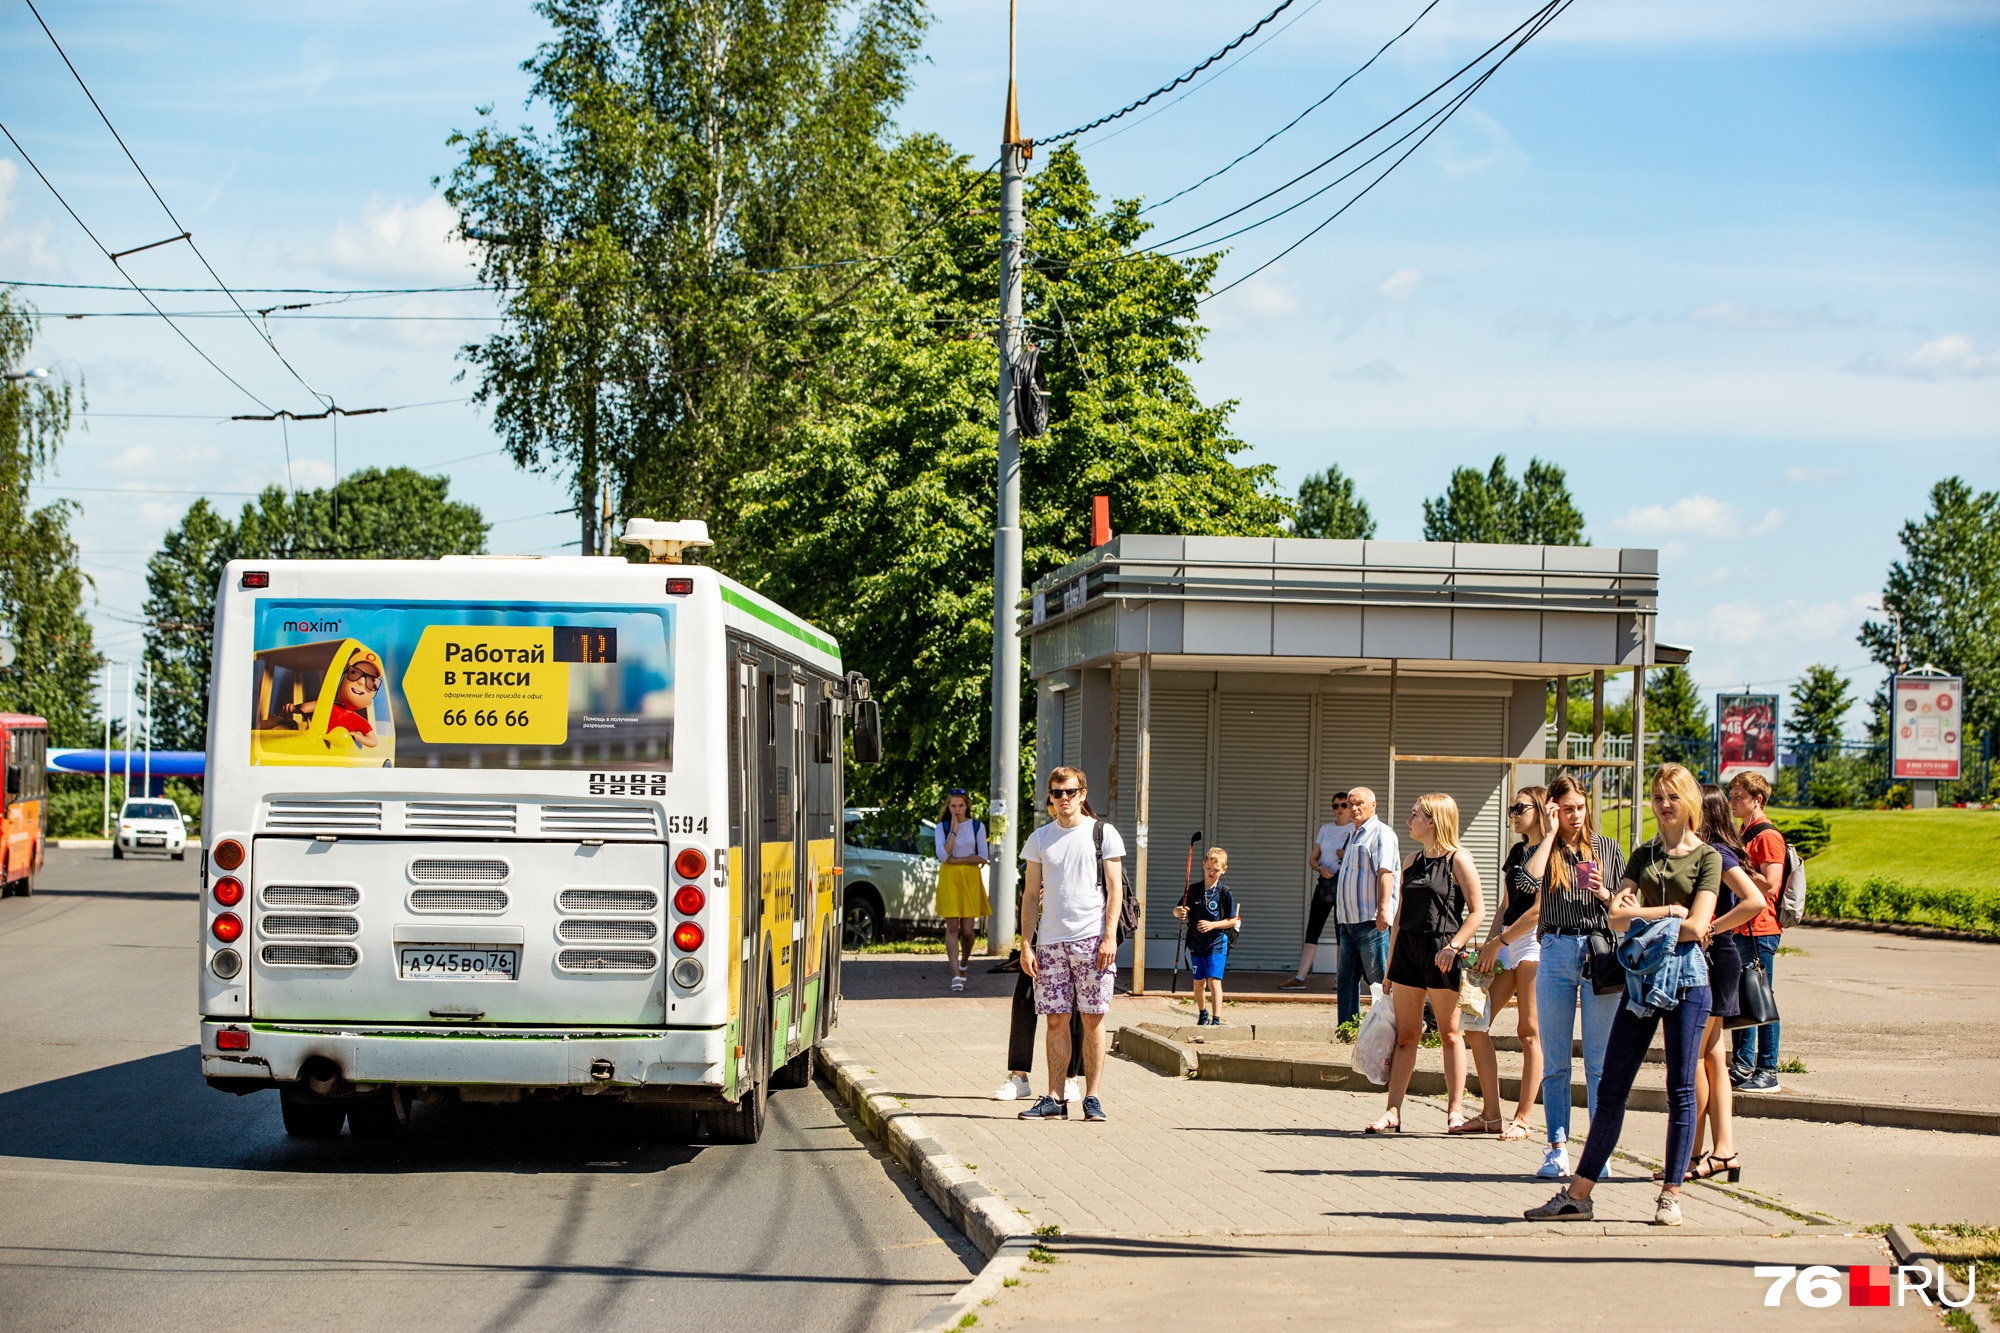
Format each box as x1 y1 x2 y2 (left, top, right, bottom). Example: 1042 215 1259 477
843 806 975 947
114 798 188 861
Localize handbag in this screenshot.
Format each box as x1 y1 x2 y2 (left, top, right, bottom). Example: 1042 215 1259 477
1585 928 1626 995
1726 959 1779 1029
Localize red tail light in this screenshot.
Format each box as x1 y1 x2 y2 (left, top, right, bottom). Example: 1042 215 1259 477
213 876 244 907
213 839 245 871
674 885 705 915
211 912 244 943
216 1027 250 1051
674 847 707 880
672 922 704 952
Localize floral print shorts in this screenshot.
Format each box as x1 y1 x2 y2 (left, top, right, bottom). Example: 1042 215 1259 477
1033 935 1115 1015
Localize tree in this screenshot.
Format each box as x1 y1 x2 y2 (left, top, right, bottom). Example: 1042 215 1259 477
1293 464 1376 540
143 469 488 750
729 143 1289 806
1644 666 1709 769
1859 477 2000 743
1422 455 1585 545
444 0 925 553
0 290 97 745
1787 663 1854 750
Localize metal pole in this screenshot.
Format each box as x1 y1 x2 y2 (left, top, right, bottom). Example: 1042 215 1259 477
1386 659 1399 817
1554 674 1569 768
1630 665 1645 856
986 11 1027 959
144 660 153 796
122 662 134 815
1591 669 1605 833
101 663 111 836
1133 655 1152 995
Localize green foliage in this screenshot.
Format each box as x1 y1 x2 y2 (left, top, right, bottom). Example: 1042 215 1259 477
0 290 98 745
1292 464 1375 540
1787 663 1855 748
1645 666 1709 768
144 469 487 751
1806 874 2000 937
1765 811 1831 859
1421 455 1585 546
443 0 926 548
729 144 1287 808
1806 753 1872 809
1859 477 2000 740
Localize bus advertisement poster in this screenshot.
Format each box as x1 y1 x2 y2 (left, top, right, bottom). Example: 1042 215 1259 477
248 600 674 769
1890 673 1963 780
1716 692 1779 784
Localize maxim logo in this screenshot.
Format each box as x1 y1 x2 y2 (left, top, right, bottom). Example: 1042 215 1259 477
280 619 343 633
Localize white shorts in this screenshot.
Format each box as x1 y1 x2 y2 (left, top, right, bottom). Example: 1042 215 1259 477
1498 934 1541 970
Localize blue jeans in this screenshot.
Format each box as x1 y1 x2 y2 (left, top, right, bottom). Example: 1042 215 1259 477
1576 985 1714 1187
1335 921 1388 1026
1534 933 1620 1147
1730 933 1781 1071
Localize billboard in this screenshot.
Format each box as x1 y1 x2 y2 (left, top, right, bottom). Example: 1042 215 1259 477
1717 693 1779 784
247 600 675 769
1890 674 1963 781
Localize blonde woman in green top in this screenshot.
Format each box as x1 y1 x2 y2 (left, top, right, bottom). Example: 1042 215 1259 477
1525 763 1719 1228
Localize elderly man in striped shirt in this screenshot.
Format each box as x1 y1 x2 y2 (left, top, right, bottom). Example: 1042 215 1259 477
1332 786 1399 1027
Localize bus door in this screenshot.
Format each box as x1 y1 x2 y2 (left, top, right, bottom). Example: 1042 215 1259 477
733 654 763 1084
784 666 810 1054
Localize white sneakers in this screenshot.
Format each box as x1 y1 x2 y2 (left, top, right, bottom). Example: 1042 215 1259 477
1654 1192 1683 1226
995 1074 1086 1102
1537 1145 1570 1179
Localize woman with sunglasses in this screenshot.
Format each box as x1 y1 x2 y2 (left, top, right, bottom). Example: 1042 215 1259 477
1463 786 1549 1140
934 788 991 993
1362 792 1486 1134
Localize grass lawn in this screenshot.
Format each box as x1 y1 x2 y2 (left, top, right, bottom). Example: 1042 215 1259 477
1779 807 2000 891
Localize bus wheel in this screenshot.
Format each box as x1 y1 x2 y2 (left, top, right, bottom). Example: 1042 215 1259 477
279 1092 346 1139
641 1107 697 1144
771 1047 812 1090
346 1095 405 1140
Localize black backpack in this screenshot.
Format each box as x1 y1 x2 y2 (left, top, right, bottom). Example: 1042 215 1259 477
1092 819 1143 944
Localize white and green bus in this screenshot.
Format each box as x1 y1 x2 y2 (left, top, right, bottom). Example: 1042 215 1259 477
197 520 878 1144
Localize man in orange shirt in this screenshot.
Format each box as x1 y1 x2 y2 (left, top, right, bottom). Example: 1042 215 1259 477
1727 772 1787 1090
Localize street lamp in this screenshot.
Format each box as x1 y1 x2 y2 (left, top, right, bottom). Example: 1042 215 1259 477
2 367 51 383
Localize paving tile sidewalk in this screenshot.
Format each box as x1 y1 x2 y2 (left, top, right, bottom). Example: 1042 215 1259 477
834 964 1780 1239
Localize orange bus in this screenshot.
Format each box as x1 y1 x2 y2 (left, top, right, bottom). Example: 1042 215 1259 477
1 713 48 898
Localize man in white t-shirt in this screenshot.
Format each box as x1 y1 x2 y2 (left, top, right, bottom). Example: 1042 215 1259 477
1282 790 1354 989
1017 765 1125 1123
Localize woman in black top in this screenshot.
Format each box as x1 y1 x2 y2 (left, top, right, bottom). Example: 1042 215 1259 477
1464 785 1548 1139
1362 792 1487 1134
1683 784 1768 1182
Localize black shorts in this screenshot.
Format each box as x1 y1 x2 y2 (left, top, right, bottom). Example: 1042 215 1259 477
1707 932 1743 1019
1387 928 1463 992
1305 878 1337 942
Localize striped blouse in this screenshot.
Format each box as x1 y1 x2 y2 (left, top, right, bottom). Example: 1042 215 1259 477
1535 834 1628 936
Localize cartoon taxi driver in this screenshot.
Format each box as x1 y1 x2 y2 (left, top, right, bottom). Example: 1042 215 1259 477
286 650 384 749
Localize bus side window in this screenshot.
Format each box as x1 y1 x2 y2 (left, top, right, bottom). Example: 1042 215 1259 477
812 698 834 765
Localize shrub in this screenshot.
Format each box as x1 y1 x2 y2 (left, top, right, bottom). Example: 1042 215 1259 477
1807 873 2000 936
1768 811 1832 860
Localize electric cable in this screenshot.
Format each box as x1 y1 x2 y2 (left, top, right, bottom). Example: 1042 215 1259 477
0 118 278 414
1143 0 1442 212
1042 0 1301 144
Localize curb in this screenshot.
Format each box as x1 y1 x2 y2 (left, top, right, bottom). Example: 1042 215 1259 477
1888 1224 2000 1331
1802 916 2000 946
1113 1027 2000 1136
813 1045 1038 1331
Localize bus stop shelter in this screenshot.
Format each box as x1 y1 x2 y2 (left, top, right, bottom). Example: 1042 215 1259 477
1022 535 1686 988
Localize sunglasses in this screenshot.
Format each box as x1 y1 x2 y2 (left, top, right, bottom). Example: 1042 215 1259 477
1047 786 1082 799
1331 800 1350 808
343 669 381 689
1508 803 1533 816
946 788 967 797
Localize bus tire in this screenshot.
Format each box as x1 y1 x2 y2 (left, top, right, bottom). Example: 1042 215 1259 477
709 1065 766 1144
346 1095 405 1140
279 1093 346 1139
771 1047 812 1089
641 1107 697 1144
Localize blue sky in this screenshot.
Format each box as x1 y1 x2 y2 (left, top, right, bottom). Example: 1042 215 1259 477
3 0 1997 735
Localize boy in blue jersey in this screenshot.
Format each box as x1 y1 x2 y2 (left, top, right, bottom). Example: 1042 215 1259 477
1175 847 1242 1026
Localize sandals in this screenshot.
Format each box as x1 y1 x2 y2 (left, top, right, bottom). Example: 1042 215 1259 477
1363 1112 1401 1134
1448 1115 1502 1135
949 972 966 992
1690 1152 1742 1183
1500 1119 1532 1141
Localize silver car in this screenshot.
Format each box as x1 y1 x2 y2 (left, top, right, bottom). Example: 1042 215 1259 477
842 806 951 948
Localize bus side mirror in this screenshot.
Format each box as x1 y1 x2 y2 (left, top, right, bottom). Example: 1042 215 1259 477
851 698 883 765
813 699 834 765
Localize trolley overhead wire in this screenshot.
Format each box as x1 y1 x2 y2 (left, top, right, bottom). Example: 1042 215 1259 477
1041 0 1302 145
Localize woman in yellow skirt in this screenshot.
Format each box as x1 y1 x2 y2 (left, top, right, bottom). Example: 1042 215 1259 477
934 788 992 992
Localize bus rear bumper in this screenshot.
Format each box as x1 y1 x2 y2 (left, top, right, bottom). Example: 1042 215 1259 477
200 1021 728 1092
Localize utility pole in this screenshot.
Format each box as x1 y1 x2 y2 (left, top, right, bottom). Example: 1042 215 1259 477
987 1 1028 958
144 660 153 797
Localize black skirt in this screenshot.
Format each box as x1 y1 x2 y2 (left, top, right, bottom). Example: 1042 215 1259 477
1387 928 1462 992
1707 932 1743 1019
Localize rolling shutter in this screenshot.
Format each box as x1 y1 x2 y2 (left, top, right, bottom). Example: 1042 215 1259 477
1393 693 1508 900
1214 692 1312 971
1115 683 1210 944
1317 692 1392 947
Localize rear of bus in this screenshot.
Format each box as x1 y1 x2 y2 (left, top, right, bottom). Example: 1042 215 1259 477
0 714 48 897
196 555 819 1140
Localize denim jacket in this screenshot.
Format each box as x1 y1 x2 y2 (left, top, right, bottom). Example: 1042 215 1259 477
1617 916 1709 1018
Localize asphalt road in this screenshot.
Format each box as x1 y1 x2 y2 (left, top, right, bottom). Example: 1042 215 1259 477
0 848 977 1332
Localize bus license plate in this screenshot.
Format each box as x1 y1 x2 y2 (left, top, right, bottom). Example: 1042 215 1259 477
398 947 519 981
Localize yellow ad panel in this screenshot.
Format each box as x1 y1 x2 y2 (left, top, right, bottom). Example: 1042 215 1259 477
402 625 569 745
761 839 794 995
806 836 836 975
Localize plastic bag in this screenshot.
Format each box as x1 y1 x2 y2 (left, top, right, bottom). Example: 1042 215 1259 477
1461 989 1494 1034
1350 997 1398 1086
1457 969 1491 1018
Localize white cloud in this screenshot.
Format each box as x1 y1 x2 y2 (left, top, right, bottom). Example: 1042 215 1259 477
1222 272 1303 319
0 159 59 271
1438 108 1523 178
1687 301 1872 331
1845 334 2000 381
298 195 474 283
1680 592 1873 652
1615 494 1783 540
1376 268 1426 301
